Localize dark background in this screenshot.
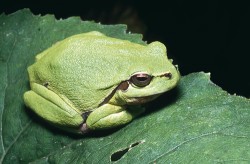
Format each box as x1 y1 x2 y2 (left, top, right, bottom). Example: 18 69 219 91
1 0 250 98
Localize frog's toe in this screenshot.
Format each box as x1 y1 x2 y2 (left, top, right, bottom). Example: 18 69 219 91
79 123 90 134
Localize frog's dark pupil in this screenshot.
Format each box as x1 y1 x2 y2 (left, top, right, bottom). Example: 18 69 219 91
136 76 148 81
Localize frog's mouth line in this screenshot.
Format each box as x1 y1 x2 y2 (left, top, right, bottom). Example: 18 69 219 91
126 94 161 105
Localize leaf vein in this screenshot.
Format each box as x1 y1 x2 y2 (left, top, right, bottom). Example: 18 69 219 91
0 36 18 160
150 131 218 163
0 120 32 163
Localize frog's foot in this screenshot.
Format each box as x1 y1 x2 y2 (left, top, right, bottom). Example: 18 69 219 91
86 104 145 130
79 123 89 134
79 111 92 134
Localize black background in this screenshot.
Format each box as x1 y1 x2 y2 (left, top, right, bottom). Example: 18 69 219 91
1 0 250 97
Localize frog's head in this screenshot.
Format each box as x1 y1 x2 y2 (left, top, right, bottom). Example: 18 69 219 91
103 41 180 106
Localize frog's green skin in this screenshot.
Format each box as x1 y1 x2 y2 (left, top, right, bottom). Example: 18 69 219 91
23 31 180 133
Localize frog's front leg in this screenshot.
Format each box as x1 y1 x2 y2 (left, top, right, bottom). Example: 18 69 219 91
23 83 84 133
85 104 145 131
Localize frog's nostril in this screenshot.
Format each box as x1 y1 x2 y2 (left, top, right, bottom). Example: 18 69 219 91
164 72 172 79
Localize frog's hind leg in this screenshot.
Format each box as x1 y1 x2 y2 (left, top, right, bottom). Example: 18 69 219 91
23 83 83 133
85 104 145 131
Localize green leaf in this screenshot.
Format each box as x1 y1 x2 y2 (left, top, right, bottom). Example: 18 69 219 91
1 9 250 163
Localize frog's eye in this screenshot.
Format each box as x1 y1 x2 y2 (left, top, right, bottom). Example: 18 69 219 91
130 73 152 87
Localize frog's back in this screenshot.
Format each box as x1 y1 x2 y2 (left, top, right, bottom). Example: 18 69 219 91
28 32 152 111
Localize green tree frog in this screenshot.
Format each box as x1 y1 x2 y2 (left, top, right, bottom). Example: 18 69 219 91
23 31 180 134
